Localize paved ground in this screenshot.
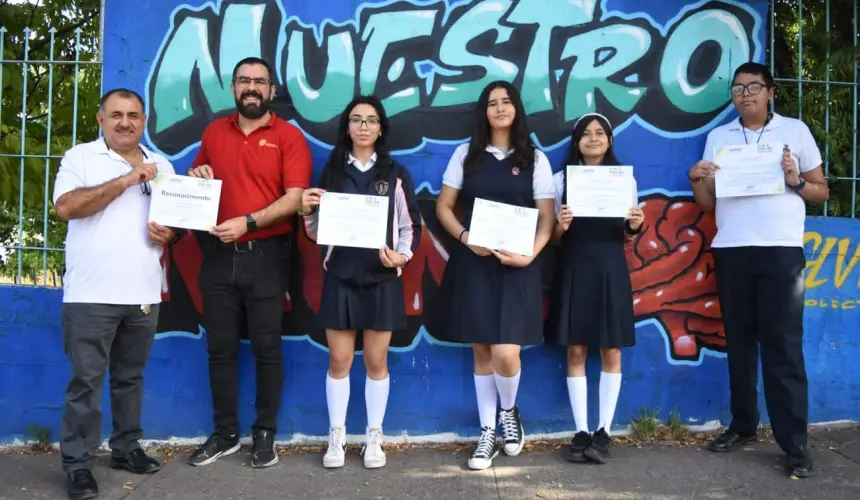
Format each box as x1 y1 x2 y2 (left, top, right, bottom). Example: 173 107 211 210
1 427 858 500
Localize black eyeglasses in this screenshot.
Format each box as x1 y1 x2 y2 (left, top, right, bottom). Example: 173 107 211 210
731 83 767 96
140 181 151 196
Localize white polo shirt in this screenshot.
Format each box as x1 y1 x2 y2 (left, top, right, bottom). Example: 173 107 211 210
52 137 176 304
702 113 823 248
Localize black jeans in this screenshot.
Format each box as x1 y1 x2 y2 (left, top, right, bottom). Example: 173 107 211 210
713 246 808 453
60 303 159 473
198 233 291 437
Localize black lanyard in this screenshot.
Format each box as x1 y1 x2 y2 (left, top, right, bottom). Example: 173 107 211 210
739 113 772 144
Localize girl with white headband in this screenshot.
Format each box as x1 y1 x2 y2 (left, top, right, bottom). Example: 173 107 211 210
545 112 644 464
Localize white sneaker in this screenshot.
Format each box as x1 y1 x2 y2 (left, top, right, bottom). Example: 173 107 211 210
468 426 499 470
362 427 386 469
323 427 346 468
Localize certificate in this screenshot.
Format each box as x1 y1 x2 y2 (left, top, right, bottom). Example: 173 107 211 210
467 198 539 256
148 174 222 231
566 165 635 218
713 142 785 198
317 192 390 249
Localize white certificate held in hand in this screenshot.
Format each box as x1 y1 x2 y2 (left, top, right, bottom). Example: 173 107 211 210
467 198 539 256
713 142 785 198
317 193 390 249
566 165 635 218
148 174 222 231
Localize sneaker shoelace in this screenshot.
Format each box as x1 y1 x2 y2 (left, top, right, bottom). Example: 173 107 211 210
498 409 520 442
473 427 495 458
365 428 383 458
327 428 345 454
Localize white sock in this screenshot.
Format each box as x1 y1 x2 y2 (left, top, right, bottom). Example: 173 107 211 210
365 375 390 430
494 370 521 411
474 374 498 428
566 376 588 433
598 371 622 432
326 372 350 429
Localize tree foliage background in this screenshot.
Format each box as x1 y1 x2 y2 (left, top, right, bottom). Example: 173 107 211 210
0 0 857 285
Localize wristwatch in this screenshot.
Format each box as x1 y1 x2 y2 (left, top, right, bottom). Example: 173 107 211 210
245 214 257 231
788 178 807 192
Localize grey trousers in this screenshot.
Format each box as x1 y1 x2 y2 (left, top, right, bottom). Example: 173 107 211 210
59 303 159 473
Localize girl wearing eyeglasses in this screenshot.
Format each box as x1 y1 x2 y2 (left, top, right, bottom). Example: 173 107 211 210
300 95 422 471
428 80 556 470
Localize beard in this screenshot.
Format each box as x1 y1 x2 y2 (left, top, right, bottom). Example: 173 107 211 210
235 90 269 119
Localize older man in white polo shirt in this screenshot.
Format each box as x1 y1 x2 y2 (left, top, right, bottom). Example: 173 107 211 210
52 88 179 500
689 62 829 479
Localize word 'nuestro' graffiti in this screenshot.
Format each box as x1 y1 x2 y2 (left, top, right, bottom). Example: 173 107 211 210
145 0 766 363
146 0 760 155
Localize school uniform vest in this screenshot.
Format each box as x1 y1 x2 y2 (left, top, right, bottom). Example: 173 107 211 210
460 151 535 229
324 161 401 287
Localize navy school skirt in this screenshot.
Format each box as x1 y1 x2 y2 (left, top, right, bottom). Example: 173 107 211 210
426 243 545 345
317 272 407 332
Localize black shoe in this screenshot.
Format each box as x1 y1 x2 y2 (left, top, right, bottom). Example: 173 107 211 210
251 429 278 468
785 446 815 478
583 427 611 464
564 431 591 463
187 433 241 467
498 405 525 457
708 429 757 453
110 448 162 474
67 469 98 500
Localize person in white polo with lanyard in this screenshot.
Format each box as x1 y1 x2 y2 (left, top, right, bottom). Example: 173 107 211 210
52 88 179 500
689 62 829 479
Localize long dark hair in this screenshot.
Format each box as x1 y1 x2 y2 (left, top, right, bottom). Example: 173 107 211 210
318 95 392 191
564 113 619 167
462 80 535 175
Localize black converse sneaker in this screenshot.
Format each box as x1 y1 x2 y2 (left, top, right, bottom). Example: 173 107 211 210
187 433 241 467
565 431 591 463
498 405 525 456
467 426 499 470
584 427 611 464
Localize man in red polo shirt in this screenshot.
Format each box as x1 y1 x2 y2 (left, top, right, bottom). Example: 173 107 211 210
185 56 312 469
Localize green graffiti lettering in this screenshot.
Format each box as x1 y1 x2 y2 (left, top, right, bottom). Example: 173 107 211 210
285 28 357 124
360 9 438 117
661 9 751 114
430 0 517 108
505 0 596 114
150 3 270 134
561 24 650 121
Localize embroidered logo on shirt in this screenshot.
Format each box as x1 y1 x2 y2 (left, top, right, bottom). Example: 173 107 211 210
258 139 278 149
374 180 389 195
511 167 520 175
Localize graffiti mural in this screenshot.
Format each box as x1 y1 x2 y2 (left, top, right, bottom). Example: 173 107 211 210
142 0 762 363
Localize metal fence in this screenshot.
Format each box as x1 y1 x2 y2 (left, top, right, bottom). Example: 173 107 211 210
0 0 859 287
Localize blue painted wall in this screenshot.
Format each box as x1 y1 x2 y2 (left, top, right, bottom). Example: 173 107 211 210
2 0 858 444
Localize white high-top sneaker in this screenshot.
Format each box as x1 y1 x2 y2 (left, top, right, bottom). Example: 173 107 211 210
323 427 346 468
362 427 386 469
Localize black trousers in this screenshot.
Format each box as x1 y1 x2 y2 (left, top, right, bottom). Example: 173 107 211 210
198 232 291 437
60 303 159 473
712 246 808 453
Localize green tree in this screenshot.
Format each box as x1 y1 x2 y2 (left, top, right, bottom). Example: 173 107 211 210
0 0 101 284
771 0 860 217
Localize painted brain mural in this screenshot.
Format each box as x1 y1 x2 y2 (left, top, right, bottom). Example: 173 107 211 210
130 0 767 363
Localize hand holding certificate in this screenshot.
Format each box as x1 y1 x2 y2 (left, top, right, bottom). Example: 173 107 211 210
467 198 539 256
566 165 635 217
713 142 785 198
316 192 390 249
148 173 222 231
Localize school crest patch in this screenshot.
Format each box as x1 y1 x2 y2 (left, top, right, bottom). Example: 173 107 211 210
511 167 520 175
374 180 389 195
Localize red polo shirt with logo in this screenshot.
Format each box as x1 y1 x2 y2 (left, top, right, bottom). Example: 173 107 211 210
192 111 313 243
